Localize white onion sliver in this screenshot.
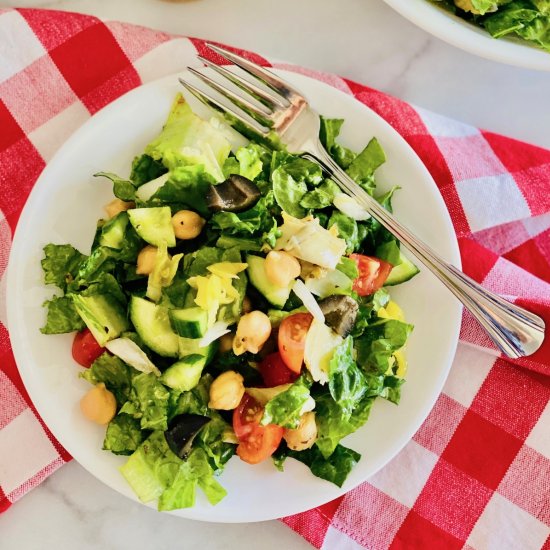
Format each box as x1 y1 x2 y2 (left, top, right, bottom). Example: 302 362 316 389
105 337 161 377
333 193 371 221
199 321 231 347
292 279 325 323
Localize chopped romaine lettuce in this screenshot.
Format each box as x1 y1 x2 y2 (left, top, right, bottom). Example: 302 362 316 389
41 244 87 291
103 413 144 455
261 375 313 429
41 295 85 334
145 94 231 181
286 443 361 488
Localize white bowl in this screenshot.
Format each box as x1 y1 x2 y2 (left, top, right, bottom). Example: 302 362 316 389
7 69 461 522
384 0 550 71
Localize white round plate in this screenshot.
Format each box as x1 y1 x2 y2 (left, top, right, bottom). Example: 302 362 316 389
7 69 461 522
384 0 550 71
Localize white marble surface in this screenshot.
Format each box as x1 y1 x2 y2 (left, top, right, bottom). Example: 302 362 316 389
0 0 548 548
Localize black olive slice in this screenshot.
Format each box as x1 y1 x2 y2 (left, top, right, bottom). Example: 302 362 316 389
164 414 211 459
319 295 359 338
207 174 261 213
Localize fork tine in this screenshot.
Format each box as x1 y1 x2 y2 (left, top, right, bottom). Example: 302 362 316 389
206 43 301 100
198 56 288 109
178 77 269 136
187 66 273 127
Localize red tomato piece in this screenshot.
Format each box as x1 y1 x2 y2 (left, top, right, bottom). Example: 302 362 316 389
349 254 393 296
72 328 105 368
236 424 284 465
278 313 313 374
232 393 283 464
233 393 264 441
259 352 298 387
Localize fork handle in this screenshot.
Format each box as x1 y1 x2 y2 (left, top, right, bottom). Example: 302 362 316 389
306 142 545 359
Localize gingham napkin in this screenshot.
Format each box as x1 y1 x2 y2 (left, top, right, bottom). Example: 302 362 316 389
0 8 548 549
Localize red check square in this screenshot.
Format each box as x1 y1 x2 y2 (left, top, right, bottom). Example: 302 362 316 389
470 359 550 440
19 8 98 51
441 410 522 490
412 459 493 540
391 510 463 550
0 100 25 151
0 138 44 230
482 131 550 173
49 22 139 113
512 164 550 216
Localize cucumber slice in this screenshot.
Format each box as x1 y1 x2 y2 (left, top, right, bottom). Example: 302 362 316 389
169 307 208 339
385 254 419 286
129 296 179 357
160 354 206 391
127 207 175 247
178 337 217 365
246 254 293 308
72 294 129 347
99 211 128 249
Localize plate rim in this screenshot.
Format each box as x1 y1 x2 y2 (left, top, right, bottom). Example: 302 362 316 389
383 0 550 71
7 68 462 522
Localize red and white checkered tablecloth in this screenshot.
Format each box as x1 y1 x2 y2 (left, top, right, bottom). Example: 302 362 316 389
0 8 549 549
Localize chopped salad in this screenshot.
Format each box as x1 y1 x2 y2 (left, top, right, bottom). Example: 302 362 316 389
40 93 419 511
431 0 550 51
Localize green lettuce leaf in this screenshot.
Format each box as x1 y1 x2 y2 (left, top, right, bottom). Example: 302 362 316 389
346 137 386 195
215 235 262 252
319 117 356 169
80 353 134 406
130 154 167 186
120 372 171 431
210 190 279 238
300 179 340 210
328 336 367 419
144 93 231 181
287 443 361 488
41 244 87 291
94 172 136 202
119 431 181 503
261 375 312 429
355 318 413 375
41 295 85 334
158 447 227 510
314 389 375 458
103 413 144 455
272 167 308 218
148 165 215 217
328 211 359 253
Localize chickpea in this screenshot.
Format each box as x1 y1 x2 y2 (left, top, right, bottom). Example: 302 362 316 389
233 310 272 356
283 411 317 451
241 295 252 314
80 383 117 425
136 245 158 275
208 370 245 410
172 210 205 240
265 251 301 288
218 332 234 353
105 198 135 219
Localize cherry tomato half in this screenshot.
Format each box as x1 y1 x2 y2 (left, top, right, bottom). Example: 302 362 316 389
259 352 298 387
232 393 283 464
236 424 284 465
233 393 264 441
72 328 105 368
349 254 393 296
278 313 313 374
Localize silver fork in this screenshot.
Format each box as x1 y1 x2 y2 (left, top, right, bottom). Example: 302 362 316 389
179 43 545 359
